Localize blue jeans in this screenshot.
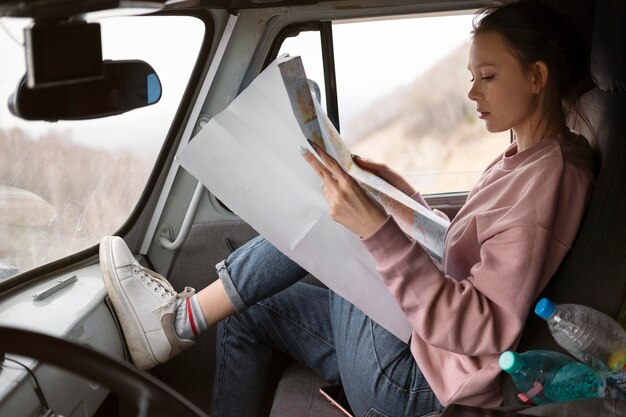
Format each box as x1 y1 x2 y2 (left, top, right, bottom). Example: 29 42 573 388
212 236 442 417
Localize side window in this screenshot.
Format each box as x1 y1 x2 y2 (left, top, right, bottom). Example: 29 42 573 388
0 15 205 280
278 14 510 195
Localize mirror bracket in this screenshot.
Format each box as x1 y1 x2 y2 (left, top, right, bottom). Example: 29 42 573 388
25 19 103 88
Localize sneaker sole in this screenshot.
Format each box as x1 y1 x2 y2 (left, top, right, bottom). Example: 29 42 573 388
100 236 159 370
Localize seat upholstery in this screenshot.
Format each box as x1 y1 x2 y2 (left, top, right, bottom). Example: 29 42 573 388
517 0 626 354
269 362 345 417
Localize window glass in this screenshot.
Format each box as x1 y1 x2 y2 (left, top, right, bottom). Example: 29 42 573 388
278 14 510 195
0 15 205 280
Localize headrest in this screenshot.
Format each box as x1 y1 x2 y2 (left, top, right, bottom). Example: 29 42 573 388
591 0 626 93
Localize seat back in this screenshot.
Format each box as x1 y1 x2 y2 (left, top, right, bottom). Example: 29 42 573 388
518 0 626 356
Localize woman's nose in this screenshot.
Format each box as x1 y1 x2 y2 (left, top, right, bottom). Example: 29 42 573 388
468 82 479 101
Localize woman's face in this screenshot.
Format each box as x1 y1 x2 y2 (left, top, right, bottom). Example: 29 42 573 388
467 32 538 136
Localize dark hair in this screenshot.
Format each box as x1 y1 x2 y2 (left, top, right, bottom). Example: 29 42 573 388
472 0 595 133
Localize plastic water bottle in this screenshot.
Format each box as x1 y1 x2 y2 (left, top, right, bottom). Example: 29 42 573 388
499 350 606 405
535 298 626 374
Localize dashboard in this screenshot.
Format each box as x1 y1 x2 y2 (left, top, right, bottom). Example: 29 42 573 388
0 264 125 417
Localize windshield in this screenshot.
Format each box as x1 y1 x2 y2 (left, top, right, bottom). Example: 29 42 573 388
0 14 205 281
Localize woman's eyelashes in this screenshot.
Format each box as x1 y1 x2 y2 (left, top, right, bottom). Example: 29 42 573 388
470 75 495 82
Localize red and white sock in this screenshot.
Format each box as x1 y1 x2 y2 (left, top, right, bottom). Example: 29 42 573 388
174 294 209 339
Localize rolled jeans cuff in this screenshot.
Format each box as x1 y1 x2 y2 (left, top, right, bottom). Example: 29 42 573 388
216 259 248 313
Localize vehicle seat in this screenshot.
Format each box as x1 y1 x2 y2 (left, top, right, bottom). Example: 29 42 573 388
508 0 626 402
517 0 626 352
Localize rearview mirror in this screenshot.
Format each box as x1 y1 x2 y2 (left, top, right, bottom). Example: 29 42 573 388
8 59 162 121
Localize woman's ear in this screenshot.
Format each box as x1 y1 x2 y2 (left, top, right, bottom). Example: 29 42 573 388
531 61 549 94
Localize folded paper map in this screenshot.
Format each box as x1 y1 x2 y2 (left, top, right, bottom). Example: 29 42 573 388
178 54 449 342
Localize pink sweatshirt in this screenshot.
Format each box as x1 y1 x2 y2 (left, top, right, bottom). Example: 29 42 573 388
362 131 595 407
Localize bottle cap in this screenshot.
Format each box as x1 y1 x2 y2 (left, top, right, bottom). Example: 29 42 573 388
499 351 523 374
534 298 556 320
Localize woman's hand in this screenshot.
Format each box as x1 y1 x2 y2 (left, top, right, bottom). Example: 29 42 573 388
301 143 388 238
352 154 416 197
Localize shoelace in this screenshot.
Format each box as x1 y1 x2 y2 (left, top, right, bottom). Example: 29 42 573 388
120 263 178 310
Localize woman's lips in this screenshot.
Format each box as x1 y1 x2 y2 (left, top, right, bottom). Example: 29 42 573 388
478 111 490 119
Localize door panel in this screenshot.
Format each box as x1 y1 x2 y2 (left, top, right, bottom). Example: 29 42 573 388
155 220 259 413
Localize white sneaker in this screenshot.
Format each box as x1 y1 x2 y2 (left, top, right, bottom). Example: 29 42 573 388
99 235 194 370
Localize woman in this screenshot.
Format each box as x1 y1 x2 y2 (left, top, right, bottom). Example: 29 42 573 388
100 1 596 415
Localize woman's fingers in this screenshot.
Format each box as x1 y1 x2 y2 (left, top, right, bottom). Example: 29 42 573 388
300 145 335 183
352 154 387 174
351 153 416 196
300 144 388 237
308 141 350 182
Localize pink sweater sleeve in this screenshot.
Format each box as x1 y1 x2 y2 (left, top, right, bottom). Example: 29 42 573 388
362 216 559 356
